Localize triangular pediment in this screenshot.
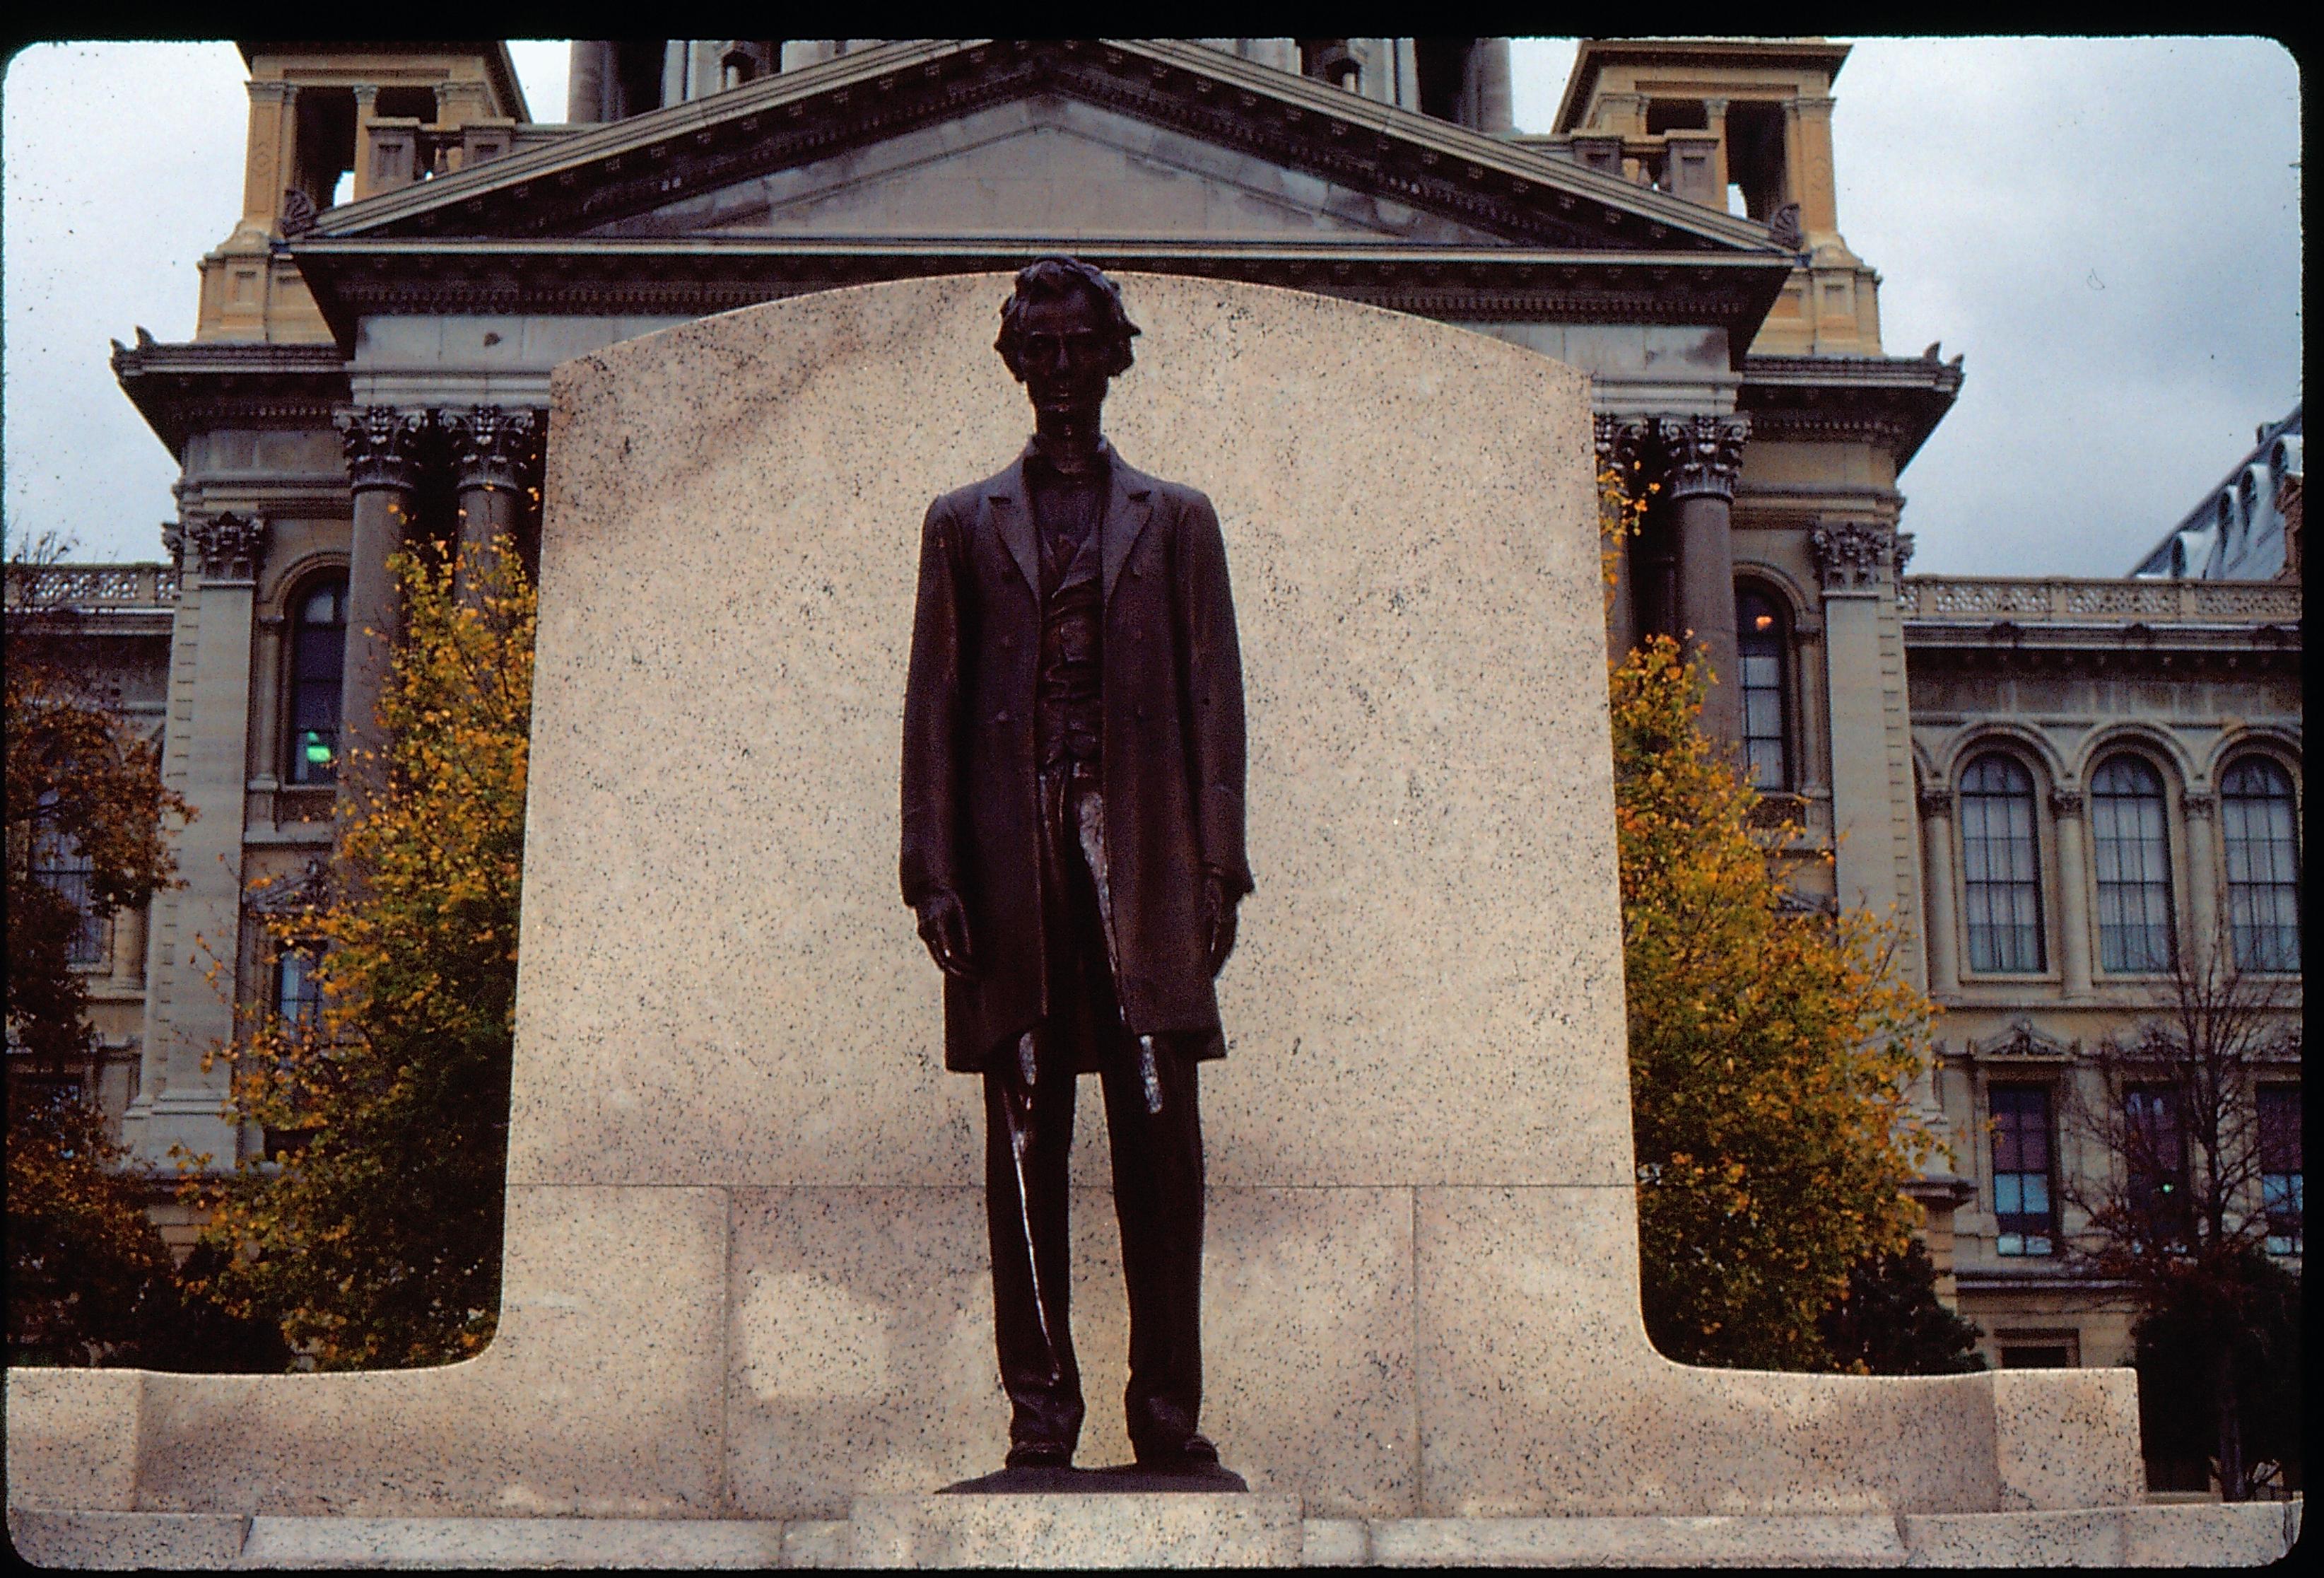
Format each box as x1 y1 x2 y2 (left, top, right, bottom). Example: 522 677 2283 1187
312 39 1785 259
584 93 1510 245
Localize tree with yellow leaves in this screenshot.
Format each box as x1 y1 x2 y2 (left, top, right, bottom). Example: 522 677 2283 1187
1611 635 1953 1371
187 542 534 1369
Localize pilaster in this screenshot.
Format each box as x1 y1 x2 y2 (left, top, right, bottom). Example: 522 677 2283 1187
1917 786 1961 999
2048 789 2094 998
124 513 271 1174
1809 523 1920 952
2180 791 2221 971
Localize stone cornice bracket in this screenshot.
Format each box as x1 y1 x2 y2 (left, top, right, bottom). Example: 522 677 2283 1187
1592 414 1656 498
1653 413 1750 503
1808 522 1902 592
335 407 428 493
2047 788 2084 819
180 512 270 584
439 406 545 494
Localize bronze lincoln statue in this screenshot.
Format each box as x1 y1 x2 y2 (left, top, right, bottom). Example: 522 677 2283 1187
900 259 1250 1484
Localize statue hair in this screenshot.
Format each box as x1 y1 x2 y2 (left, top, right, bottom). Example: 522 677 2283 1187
994 256 1141 380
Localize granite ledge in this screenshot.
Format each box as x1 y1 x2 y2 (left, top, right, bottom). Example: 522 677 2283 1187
5 1502 2299 1569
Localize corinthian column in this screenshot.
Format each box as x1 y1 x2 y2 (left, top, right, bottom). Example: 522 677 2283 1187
440 406 544 609
1593 414 1653 659
334 407 426 813
1656 414 1750 746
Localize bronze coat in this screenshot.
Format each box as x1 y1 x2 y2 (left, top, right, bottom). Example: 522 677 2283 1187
900 445 1252 1073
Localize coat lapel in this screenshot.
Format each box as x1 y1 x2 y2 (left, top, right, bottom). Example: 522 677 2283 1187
985 456 1039 601
1101 452 1155 607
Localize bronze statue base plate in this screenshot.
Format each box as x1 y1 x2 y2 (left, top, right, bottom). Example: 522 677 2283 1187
940 1462 1250 1495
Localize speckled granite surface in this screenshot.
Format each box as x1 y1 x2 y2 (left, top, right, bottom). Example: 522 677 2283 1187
6 274 2150 1531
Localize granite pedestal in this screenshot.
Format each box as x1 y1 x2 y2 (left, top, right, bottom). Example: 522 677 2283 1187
4 273 2205 1564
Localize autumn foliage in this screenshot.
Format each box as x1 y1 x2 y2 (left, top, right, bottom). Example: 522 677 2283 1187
1611 636 1947 1371
185 544 534 1368
5 598 194 1364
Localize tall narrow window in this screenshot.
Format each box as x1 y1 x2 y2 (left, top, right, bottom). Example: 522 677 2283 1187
2221 756 2301 971
2123 1086 2188 1247
2090 755 2175 973
2258 1086 2302 1256
286 576 346 785
1990 1084 2057 1256
30 828 104 968
1959 753 2046 973
1735 587 1790 790
275 947 324 1033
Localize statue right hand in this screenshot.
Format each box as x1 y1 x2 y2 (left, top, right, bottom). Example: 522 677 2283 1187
916 891 975 978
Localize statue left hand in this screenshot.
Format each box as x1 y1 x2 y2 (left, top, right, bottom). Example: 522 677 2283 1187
1203 872 1240 976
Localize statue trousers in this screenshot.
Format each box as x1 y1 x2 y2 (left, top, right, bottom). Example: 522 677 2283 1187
982 760 1207 1459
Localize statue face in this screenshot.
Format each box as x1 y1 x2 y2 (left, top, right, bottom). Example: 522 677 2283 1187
1014 288 1115 419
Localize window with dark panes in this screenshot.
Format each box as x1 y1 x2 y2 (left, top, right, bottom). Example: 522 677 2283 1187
286 576 347 785
1990 1083 2057 1256
2221 756 2301 971
29 824 105 968
275 947 324 1032
2123 1085 2188 1246
1735 586 1790 790
2090 755 2175 973
2258 1085 2302 1256
1959 753 2046 972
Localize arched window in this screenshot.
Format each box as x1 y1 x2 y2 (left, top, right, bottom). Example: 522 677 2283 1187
1735 586 1791 790
2221 756 2301 971
286 575 347 785
2089 755 2175 973
1959 752 2045 973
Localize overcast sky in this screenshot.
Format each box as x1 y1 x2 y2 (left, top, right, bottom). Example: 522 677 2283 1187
1 38 2301 575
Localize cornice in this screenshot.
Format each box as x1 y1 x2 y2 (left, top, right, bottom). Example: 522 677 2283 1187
287 238 1790 353
111 334 350 462
1737 353 1961 469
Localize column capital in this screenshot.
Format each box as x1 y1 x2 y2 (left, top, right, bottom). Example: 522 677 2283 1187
440 405 544 493
2047 788 2085 819
1653 413 1750 503
2181 790 2218 818
336 407 428 492
1917 785 1955 821
245 79 295 108
1808 522 1905 592
168 512 269 583
1593 414 1655 488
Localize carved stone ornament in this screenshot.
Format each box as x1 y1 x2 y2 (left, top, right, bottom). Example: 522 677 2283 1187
279 187 318 238
1592 414 1655 496
440 406 546 494
2181 790 2218 818
1653 414 1751 503
335 407 428 493
1968 1019 2076 1063
246 856 335 920
2047 788 2084 819
1807 522 1902 592
1769 201 1805 250
1915 785 1954 820
181 513 269 583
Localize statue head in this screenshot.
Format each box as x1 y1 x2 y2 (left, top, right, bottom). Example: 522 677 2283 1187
995 257 1141 424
